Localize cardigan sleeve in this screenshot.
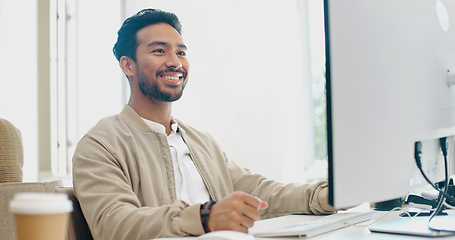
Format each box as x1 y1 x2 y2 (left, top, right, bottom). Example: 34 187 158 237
227 159 336 219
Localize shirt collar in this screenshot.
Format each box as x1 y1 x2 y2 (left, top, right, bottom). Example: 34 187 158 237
142 118 178 134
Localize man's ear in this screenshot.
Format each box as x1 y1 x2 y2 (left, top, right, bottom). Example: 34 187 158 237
119 56 136 79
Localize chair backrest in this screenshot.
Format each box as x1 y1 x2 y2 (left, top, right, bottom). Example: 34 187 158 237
55 187 93 240
0 180 64 240
0 119 92 239
0 118 23 183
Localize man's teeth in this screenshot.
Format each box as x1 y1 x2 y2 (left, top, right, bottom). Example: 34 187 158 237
163 75 179 80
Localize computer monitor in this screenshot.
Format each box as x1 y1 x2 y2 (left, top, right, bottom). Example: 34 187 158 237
324 0 455 208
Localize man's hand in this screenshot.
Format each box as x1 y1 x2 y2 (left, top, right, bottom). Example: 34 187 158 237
207 191 268 233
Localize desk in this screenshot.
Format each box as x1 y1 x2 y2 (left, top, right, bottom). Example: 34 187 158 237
155 210 455 240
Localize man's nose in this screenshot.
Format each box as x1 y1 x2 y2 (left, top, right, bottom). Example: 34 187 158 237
165 53 183 69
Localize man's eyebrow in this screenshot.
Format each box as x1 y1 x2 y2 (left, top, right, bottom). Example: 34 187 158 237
178 44 188 50
147 41 187 50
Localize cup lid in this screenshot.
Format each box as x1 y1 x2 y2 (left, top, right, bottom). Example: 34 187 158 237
9 192 73 214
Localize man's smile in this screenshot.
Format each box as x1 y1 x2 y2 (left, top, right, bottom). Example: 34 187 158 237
158 70 186 84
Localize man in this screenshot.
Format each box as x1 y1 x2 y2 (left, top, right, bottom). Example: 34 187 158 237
73 8 335 240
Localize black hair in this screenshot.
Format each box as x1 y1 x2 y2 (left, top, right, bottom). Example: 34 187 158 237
112 9 182 62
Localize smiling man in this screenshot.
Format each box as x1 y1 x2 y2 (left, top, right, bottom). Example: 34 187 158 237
72 9 335 240
121 22 189 135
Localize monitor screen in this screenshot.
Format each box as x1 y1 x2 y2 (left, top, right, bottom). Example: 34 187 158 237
324 0 455 208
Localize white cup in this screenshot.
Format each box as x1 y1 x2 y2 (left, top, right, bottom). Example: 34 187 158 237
9 192 73 240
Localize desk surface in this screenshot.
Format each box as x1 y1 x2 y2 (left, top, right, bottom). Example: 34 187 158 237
155 208 455 240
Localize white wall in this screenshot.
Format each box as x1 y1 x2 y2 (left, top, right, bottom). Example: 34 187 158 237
76 0 124 137
0 0 38 181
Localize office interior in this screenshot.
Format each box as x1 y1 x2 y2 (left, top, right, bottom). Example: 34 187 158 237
3 0 455 239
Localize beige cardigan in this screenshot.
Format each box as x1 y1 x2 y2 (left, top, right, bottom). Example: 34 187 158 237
73 105 334 240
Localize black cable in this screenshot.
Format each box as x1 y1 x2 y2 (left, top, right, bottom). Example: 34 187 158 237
414 139 455 202
415 137 455 232
428 153 453 232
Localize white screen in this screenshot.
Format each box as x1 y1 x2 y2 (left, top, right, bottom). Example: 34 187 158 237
325 0 455 208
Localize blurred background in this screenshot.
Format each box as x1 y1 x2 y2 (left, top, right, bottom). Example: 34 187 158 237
0 0 327 185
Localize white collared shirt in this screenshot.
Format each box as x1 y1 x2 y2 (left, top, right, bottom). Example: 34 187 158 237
142 118 210 205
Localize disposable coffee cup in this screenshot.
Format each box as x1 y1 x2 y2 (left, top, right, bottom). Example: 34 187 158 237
9 192 73 240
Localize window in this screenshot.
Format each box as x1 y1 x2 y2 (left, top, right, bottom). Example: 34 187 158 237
64 0 124 179
38 0 124 182
307 0 329 180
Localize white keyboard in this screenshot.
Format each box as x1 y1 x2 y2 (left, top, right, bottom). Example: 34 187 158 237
252 211 374 238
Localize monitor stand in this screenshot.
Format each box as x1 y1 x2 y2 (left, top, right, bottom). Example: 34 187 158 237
373 198 402 211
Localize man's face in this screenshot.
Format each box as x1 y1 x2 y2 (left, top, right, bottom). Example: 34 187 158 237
134 23 189 102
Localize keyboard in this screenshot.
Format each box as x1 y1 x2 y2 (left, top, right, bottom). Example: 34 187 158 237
252 211 374 238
